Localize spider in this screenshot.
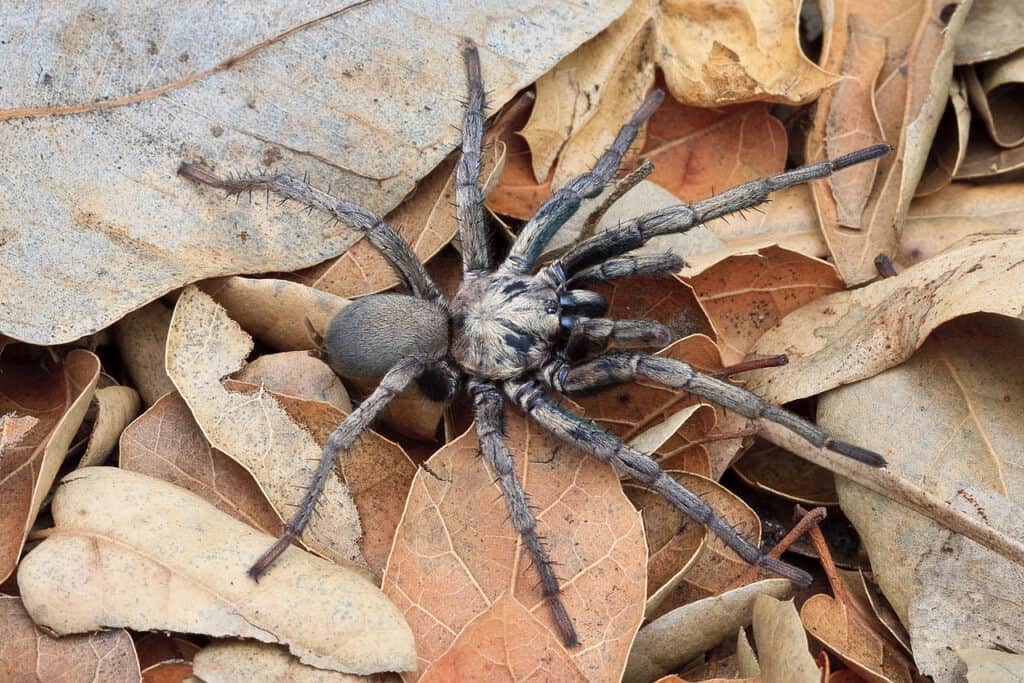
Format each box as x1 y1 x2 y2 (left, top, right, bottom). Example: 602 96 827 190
179 44 889 648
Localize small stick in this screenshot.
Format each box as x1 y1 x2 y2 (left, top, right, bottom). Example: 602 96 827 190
874 253 898 278
713 354 789 379
578 161 655 241
727 506 827 590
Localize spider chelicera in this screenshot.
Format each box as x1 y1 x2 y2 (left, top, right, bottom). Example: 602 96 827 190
179 44 888 648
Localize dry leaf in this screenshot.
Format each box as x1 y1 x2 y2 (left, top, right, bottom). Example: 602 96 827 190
234 351 351 412
119 391 284 537
623 579 794 683
135 632 200 673
954 0 1024 64
383 409 646 682
959 648 1024 683
745 232 1024 406
808 0 972 284
965 53 1024 148
683 246 844 364
752 595 819 683
17 467 416 675
522 0 832 187
0 349 100 582
200 276 349 352
737 627 761 679
166 285 363 566
916 72 971 197
955 134 1024 180
0 2 631 345
0 414 39 454
78 385 142 467
114 300 176 407
733 442 839 506
484 92 550 221
0 593 140 682
193 640 372 683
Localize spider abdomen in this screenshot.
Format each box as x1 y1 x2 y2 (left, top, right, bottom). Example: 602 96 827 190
451 275 559 380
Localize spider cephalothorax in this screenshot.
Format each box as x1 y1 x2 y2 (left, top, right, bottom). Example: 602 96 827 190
179 44 890 648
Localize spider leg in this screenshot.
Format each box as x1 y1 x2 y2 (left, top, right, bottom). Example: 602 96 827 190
457 45 491 276
501 90 665 274
543 351 886 468
504 378 813 585
178 164 443 301
470 381 578 647
249 357 425 578
567 253 684 287
540 143 892 278
562 317 671 357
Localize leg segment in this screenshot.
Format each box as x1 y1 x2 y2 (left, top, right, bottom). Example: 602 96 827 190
563 317 671 357
178 164 442 301
545 143 892 276
545 351 886 467
504 379 813 585
456 45 491 275
249 357 424 578
567 253 684 287
502 90 665 274
471 381 578 647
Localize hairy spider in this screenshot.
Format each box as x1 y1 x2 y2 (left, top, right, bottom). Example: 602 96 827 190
179 45 889 648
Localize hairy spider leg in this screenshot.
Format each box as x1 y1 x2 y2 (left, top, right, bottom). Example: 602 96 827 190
177 164 443 302
502 90 666 274
563 317 671 357
249 358 425 578
457 45 491 275
471 381 579 647
503 378 815 586
567 253 685 286
545 143 893 278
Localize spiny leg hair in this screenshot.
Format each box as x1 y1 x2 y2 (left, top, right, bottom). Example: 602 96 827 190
564 317 672 357
177 163 442 301
504 378 814 585
471 381 578 647
249 357 425 578
457 45 490 275
568 252 685 286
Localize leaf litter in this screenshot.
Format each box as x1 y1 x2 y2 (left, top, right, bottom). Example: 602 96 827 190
3 1 1024 681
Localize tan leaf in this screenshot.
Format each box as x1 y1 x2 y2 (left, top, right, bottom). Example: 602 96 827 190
623 579 794 683
955 0 1024 64
521 0 833 188
683 246 844 364
916 72 971 197
382 409 646 682
114 300 176 407
0 349 100 582
954 134 1024 180
78 385 142 467
0 594 140 682
737 626 761 679
119 391 284 537
0 414 39 453
166 285 362 567
746 232 1024 406
959 648 1024 683
733 442 839 506
193 640 375 683
200 277 349 353
234 351 351 412
752 595 819 683
965 52 1024 148
0 2 631 345
809 0 972 284
484 92 551 221
17 467 416 675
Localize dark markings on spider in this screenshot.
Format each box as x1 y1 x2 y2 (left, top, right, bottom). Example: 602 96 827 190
178 44 890 648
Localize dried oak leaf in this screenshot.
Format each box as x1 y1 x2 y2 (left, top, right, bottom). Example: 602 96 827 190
958 648 1024 683
234 351 352 412
808 0 972 284
113 299 176 407
193 640 375 683
954 0 1024 64
78 384 142 467
752 595 819 683
382 409 646 682
744 231 1024 406
733 441 839 506
0 594 140 683
0 1 631 345
623 579 794 683
916 72 971 197
166 285 362 567
0 349 99 582
964 52 1024 148
17 467 416 675
521 0 833 186
0 414 39 453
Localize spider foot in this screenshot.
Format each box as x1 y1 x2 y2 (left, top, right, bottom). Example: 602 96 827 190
759 555 813 587
825 438 887 468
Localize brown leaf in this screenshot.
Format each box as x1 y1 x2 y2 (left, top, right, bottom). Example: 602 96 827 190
119 391 284 537
0 349 100 582
382 409 646 682
193 640 376 682
623 579 794 683
745 232 1024 406
135 632 200 671
18 467 416 674
958 648 1024 683
964 52 1024 148
166 285 362 567
0 3 631 345
78 385 142 467
485 92 551 221
954 134 1024 180
733 442 839 506
916 72 971 197
113 300 175 407
683 246 844 364
521 0 832 187
752 595 819 683
955 0 1024 64
0 593 140 682
808 0 972 284
234 351 351 412
0 414 39 453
